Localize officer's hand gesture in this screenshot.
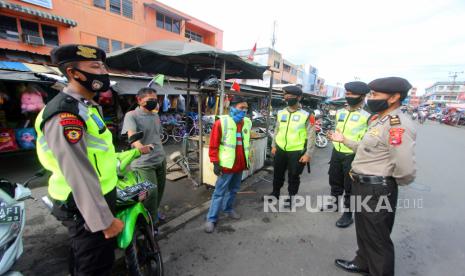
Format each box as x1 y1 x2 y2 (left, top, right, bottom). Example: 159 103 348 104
103 218 124 239
329 131 345 142
271 147 277 156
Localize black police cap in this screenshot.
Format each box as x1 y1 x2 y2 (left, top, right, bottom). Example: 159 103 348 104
368 77 412 94
344 81 370 95
282 85 302 96
51 44 106 65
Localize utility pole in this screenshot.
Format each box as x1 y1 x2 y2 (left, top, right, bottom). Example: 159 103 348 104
266 21 277 146
449 71 463 84
448 71 463 103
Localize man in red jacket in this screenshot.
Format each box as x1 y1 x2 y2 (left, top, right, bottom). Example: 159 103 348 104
205 96 252 233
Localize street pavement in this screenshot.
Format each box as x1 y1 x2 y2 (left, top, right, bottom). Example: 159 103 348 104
6 120 465 275
158 121 465 276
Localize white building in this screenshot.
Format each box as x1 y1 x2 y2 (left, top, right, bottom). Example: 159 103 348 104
424 82 465 105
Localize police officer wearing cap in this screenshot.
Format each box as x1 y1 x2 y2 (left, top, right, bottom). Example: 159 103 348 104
331 77 416 276
267 85 315 207
324 81 371 228
35 44 151 275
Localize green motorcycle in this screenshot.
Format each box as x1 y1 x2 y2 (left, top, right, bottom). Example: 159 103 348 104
114 131 163 275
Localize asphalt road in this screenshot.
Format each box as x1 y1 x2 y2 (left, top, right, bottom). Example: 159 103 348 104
7 120 465 275
158 121 465 276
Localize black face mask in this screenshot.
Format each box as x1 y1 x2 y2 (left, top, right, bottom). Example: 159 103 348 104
367 99 389 113
346 96 363 106
144 100 158 111
286 98 299 106
73 68 110 93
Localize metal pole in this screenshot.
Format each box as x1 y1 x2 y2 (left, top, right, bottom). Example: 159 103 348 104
186 75 191 113
266 21 277 146
218 59 226 115
198 93 203 186
265 71 274 140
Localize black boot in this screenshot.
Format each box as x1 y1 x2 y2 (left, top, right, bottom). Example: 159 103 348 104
284 195 294 209
320 197 339 212
336 212 353 228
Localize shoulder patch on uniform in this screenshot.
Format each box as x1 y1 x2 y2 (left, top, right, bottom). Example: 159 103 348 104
389 128 404 146
59 113 84 128
63 126 83 144
58 112 84 144
390 115 401 126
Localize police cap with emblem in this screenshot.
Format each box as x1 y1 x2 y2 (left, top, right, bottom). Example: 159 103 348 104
344 81 370 95
51 44 106 65
368 77 412 100
283 85 303 96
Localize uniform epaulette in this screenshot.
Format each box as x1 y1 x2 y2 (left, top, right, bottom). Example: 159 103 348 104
40 93 82 130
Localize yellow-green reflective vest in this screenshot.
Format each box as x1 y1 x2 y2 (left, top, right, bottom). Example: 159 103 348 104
35 98 117 201
218 115 252 169
275 109 309 151
332 108 370 154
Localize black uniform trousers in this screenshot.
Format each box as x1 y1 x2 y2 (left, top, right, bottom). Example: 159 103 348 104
352 179 398 276
272 146 306 196
328 149 355 208
51 189 117 276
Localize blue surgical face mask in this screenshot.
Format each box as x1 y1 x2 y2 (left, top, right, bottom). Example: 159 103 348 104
229 107 246 123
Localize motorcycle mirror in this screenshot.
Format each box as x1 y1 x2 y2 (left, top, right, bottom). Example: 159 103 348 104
14 184 32 201
35 169 46 177
128 131 144 145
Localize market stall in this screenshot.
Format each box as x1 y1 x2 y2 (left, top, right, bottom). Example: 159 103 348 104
106 40 269 186
0 70 56 155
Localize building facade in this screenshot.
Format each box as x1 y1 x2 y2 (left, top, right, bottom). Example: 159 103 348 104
424 81 465 105
232 47 309 89
0 0 223 62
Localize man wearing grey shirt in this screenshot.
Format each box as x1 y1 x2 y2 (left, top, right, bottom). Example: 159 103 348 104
122 87 166 219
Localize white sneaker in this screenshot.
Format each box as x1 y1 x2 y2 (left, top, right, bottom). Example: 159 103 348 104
204 221 215 233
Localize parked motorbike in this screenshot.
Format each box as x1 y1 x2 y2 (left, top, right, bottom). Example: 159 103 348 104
441 114 459 126
42 132 163 276
0 170 45 275
315 120 329 148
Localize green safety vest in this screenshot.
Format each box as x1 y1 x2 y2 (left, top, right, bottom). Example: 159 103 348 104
218 115 252 169
35 93 118 201
332 108 370 154
275 108 309 151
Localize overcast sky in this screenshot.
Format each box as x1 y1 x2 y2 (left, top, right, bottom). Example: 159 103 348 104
160 0 465 94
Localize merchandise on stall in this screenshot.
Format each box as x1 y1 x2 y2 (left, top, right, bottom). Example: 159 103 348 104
0 128 19 152
15 128 36 150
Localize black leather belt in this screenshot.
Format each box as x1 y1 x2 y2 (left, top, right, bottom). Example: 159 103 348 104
349 171 395 185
